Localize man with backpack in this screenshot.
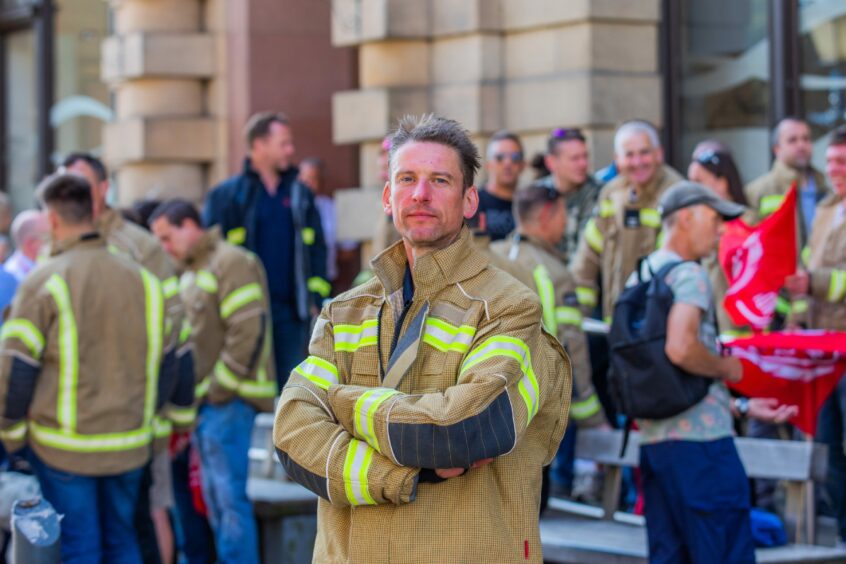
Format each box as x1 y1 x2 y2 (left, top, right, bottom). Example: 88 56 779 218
617 182 754 563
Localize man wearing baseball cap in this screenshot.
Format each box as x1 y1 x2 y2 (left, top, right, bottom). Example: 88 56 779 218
627 181 755 563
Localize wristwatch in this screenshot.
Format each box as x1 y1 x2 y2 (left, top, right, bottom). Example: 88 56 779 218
734 397 750 417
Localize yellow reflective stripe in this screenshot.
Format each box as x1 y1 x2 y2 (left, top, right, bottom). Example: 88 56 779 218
584 219 604 254
555 306 582 326
791 299 809 314
828 270 846 302
153 416 172 439
603 315 612 325
226 227 246 245
599 199 615 218
195 377 210 398
655 229 665 250
571 393 601 421
775 295 791 315
343 439 376 506
179 319 192 345
162 276 179 299
640 208 661 228
1 319 45 358
214 361 277 398
334 319 378 352
30 421 151 453
0 421 26 441
214 360 240 390
576 287 597 308
308 276 332 298
302 227 315 246
141 269 164 428
294 356 340 390
461 336 539 422
220 282 262 319
800 246 811 268
760 194 785 217
353 388 400 453
533 265 557 334
196 270 218 293
422 317 476 354
46 275 78 434
168 407 197 426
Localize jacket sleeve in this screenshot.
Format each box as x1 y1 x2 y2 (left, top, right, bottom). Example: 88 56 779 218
0 280 52 452
569 213 603 316
210 254 276 400
302 185 331 304
327 299 570 470
557 310 605 428
274 311 420 507
809 266 846 305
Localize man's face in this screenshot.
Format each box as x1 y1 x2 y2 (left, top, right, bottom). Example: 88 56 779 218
151 217 200 262
486 139 525 190
254 122 296 170
546 139 589 188
774 120 812 170
65 160 108 211
687 205 724 258
22 213 49 260
382 141 478 253
826 144 846 197
298 163 321 194
616 132 663 189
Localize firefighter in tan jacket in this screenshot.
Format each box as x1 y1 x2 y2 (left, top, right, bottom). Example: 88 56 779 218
784 124 846 545
490 184 606 428
274 115 570 563
150 199 275 563
570 121 683 322
0 173 165 562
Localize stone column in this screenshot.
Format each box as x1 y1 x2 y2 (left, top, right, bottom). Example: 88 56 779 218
101 0 221 206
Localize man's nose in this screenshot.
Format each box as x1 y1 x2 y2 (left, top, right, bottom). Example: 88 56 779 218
411 179 433 201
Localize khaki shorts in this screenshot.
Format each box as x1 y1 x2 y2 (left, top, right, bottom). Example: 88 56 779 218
149 448 174 510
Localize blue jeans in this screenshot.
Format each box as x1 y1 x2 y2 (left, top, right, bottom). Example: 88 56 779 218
271 302 308 390
171 443 215 563
194 399 258 563
28 452 144 564
641 437 755 564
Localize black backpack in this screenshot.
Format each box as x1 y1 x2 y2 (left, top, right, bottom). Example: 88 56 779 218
608 258 712 420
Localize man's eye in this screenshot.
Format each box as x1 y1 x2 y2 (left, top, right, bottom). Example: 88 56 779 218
433 177 448 185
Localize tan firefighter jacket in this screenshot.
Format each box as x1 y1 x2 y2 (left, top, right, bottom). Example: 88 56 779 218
0 234 165 476
273 226 571 563
96 208 195 442
491 233 606 427
570 165 683 321
180 228 276 412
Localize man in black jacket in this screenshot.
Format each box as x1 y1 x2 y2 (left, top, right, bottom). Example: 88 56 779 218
203 112 328 388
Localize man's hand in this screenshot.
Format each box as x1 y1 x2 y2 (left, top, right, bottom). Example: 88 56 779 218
434 458 494 479
721 356 743 383
748 398 798 423
784 270 810 297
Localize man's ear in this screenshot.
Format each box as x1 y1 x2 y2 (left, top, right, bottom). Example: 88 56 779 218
463 185 479 219
381 181 393 216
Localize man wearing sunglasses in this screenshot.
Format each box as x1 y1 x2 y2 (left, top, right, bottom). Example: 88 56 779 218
469 130 525 241
538 128 603 262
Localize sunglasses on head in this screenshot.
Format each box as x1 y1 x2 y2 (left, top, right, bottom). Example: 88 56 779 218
493 152 524 163
695 149 723 167
550 127 586 142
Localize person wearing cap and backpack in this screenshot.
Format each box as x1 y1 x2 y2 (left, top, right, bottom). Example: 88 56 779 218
616 181 754 563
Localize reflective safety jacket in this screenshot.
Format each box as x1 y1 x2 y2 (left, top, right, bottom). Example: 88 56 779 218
180 228 276 412
744 159 829 244
570 165 683 320
798 195 846 331
0 234 164 476
96 208 195 442
274 226 571 563
491 233 606 427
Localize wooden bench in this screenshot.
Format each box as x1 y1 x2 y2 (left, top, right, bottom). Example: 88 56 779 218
248 412 318 563
541 429 846 563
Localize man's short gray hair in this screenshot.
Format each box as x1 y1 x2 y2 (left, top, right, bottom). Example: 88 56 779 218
10 210 45 246
614 120 661 157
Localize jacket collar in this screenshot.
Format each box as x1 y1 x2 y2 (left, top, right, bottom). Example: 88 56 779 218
183 226 222 270
513 231 565 261
94 207 124 236
371 225 489 299
770 159 828 195
51 231 104 257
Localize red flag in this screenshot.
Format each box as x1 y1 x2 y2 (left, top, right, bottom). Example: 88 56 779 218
719 186 797 329
723 330 846 435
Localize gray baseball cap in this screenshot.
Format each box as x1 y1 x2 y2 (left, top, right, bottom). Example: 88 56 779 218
658 181 746 220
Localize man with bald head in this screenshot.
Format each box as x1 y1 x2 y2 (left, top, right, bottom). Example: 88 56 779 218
745 117 829 244
4 210 48 282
